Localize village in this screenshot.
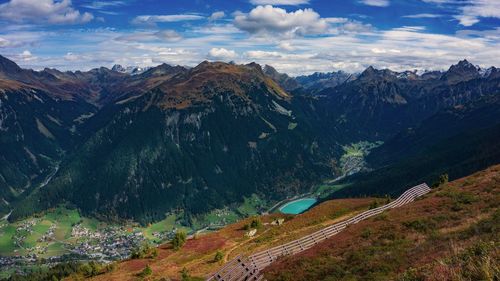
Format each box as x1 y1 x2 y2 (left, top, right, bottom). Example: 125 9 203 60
0 220 184 275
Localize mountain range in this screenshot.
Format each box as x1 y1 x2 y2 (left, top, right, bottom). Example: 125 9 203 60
0 55 499 224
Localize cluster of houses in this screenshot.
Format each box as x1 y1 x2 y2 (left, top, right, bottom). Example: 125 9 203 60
69 226 145 260
12 219 38 247
37 224 56 243
0 223 148 274
151 227 181 242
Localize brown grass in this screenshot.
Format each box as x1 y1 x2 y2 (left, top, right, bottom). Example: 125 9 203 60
84 198 374 281
264 165 500 281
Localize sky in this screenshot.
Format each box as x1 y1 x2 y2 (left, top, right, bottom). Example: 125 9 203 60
0 0 499 75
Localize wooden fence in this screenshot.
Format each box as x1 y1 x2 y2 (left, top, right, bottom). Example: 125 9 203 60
207 183 431 281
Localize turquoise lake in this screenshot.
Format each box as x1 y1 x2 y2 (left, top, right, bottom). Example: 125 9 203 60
279 198 317 214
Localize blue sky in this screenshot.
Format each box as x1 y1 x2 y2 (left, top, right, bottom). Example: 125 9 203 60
0 0 499 75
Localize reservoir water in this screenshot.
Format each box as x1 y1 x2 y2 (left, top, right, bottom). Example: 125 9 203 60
279 198 317 214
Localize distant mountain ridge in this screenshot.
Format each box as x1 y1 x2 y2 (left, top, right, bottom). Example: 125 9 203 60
111 64 151 75
0 54 499 224
295 70 356 94
2 56 338 223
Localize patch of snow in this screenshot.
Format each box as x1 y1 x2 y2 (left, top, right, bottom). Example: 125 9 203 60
272 100 292 117
32 94 44 103
479 67 494 78
1 210 12 221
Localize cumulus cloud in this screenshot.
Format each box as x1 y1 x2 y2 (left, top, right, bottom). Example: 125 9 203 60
359 0 390 7
249 0 310 5
209 11 225 21
234 5 329 36
0 0 93 24
132 14 205 25
18 50 36 61
1 3 500 77
208 48 237 60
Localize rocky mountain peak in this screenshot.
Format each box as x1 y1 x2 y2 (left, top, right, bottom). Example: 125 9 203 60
359 66 397 80
263 64 279 75
449 59 480 73
0 54 22 74
442 59 480 83
263 64 301 91
360 66 376 77
140 63 186 77
111 64 126 72
111 64 150 75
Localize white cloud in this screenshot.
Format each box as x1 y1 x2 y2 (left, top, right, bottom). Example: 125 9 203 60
0 0 93 24
155 30 183 41
278 41 295 51
234 5 330 36
64 52 80 61
245 50 282 59
359 0 390 7
116 30 183 42
249 0 310 5
403 13 442 18
81 1 126 10
325 17 349 24
454 15 480 26
0 37 11 47
420 0 455 3
0 30 46 48
423 0 500 26
193 24 242 35
1 6 499 77
18 50 36 61
209 11 225 21
457 0 500 26
208 48 237 60
132 14 205 25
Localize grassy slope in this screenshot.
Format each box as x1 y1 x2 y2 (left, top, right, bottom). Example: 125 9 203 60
0 207 192 257
264 165 500 281
0 207 84 256
83 198 374 281
66 165 498 281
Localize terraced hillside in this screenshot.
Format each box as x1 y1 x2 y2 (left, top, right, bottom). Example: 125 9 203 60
56 165 500 281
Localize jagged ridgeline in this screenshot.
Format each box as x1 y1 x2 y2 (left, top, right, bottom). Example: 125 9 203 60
1 55 500 224
4 60 339 223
